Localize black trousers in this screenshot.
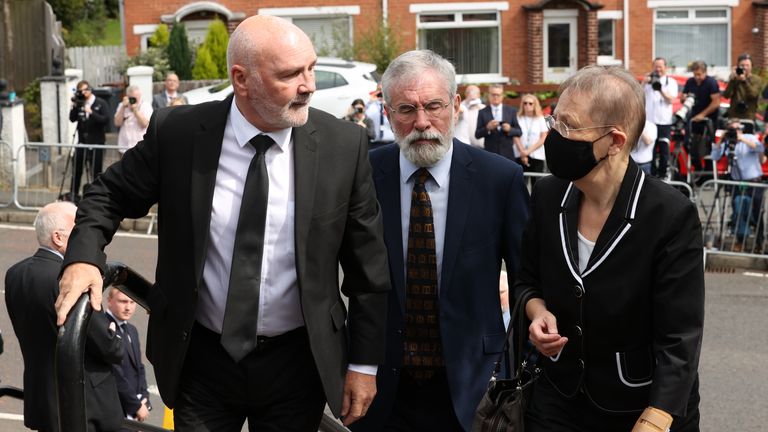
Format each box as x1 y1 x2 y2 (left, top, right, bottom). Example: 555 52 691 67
526 375 700 432
72 144 104 197
383 368 464 432
174 323 326 432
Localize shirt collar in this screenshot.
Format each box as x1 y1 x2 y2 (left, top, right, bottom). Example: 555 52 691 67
40 246 63 259
105 310 127 326
399 143 454 188
229 98 292 151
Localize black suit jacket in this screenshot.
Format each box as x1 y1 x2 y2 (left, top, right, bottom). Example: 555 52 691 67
5 249 125 432
106 315 150 418
513 161 704 417
352 141 530 431
474 104 521 159
70 96 110 144
62 96 391 416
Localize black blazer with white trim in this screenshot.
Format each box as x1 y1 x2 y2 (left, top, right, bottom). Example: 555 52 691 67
513 160 704 417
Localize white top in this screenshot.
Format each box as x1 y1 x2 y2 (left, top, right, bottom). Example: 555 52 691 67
631 120 658 165
454 99 485 148
399 145 453 291
116 101 153 154
644 75 678 126
577 231 595 274
199 99 301 337
365 100 395 142
517 115 547 160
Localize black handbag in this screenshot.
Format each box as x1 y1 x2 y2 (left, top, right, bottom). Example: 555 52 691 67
472 287 539 432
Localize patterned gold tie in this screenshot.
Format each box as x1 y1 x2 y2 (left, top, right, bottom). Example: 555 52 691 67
402 168 443 381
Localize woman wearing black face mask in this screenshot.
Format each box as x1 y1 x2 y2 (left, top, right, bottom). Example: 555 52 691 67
513 66 704 432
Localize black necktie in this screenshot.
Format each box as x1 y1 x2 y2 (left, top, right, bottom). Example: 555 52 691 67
221 134 274 362
402 168 443 382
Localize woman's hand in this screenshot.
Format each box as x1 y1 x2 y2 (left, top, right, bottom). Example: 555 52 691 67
528 303 568 357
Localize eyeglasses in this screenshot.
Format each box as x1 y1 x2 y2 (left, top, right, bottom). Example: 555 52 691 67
390 101 450 121
544 115 615 138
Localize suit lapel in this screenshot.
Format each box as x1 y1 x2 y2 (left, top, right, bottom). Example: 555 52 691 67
440 140 473 297
293 118 319 287
190 96 231 288
558 183 584 285
373 146 405 314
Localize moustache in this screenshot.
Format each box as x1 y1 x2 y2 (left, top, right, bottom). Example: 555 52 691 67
402 129 445 146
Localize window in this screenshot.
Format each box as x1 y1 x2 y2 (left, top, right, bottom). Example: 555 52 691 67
598 19 614 57
315 70 348 90
416 11 501 78
292 16 352 58
654 8 729 72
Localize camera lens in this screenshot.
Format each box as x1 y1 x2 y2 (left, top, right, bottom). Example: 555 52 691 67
736 67 744 75
129 97 137 105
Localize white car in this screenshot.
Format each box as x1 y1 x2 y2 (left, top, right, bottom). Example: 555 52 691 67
182 57 379 118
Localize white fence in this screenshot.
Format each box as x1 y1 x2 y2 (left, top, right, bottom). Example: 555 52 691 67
66 45 124 86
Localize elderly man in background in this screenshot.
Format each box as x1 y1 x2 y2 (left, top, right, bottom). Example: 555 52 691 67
114 85 152 155
152 73 188 109
454 85 485 148
5 202 125 432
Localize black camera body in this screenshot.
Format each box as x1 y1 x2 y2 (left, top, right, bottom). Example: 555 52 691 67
735 67 745 76
355 106 364 114
128 96 137 105
650 72 662 91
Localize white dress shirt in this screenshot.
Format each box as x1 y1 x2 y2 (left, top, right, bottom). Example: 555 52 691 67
644 75 678 126
399 145 453 290
198 100 302 337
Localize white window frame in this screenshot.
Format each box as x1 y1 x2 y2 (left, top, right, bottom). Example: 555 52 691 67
258 6 359 58
596 11 623 66
652 7 731 78
412 4 509 83
134 24 159 52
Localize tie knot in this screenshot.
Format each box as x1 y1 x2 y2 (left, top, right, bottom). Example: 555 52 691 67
249 134 275 156
414 168 431 187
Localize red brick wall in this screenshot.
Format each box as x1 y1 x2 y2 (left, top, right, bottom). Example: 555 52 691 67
124 0 765 84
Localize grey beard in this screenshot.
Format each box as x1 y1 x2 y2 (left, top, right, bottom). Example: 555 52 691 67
396 127 454 167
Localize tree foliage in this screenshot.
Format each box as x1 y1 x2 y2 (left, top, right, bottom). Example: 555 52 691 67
149 24 170 49
167 24 192 80
196 20 229 79
354 19 403 74
54 0 108 46
191 46 219 80
121 48 170 81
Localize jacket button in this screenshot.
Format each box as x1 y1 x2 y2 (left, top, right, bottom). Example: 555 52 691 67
573 285 584 298
182 330 189 341
392 368 399 375
578 359 585 369
574 325 583 336
397 329 403 335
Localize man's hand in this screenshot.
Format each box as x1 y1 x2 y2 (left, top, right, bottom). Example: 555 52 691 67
136 400 150 422
691 113 706 123
631 406 672 432
341 370 376 426
501 122 511 133
56 263 103 326
487 119 499 131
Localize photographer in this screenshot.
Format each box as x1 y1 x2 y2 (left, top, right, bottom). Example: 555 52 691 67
711 119 765 252
682 61 721 171
723 53 762 130
114 85 152 155
344 98 375 144
68 80 108 201
643 57 678 178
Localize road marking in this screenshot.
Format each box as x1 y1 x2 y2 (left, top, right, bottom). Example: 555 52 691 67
0 224 157 239
743 272 767 278
0 413 24 421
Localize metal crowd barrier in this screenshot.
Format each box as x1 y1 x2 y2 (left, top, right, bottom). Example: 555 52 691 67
56 262 349 432
0 140 12 208
697 178 768 265
12 142 123 210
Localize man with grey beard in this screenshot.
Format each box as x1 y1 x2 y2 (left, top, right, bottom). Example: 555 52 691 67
350 50 530 432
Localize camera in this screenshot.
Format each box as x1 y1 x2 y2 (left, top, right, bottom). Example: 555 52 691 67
355 106 364 114
736 67 745 76
724 126 739 143
650 72 662 91
72 90 86 105
674 96 696 122
128 96 137 105
376 92 383 99
735 100 747 114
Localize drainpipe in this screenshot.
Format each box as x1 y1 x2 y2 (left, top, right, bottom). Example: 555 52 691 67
119 0 126 54
382 0 388 24
623 0 629 69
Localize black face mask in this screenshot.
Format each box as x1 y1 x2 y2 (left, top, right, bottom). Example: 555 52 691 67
544 129 612 181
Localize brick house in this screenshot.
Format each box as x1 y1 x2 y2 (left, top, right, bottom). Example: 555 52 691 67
125 0 768 84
